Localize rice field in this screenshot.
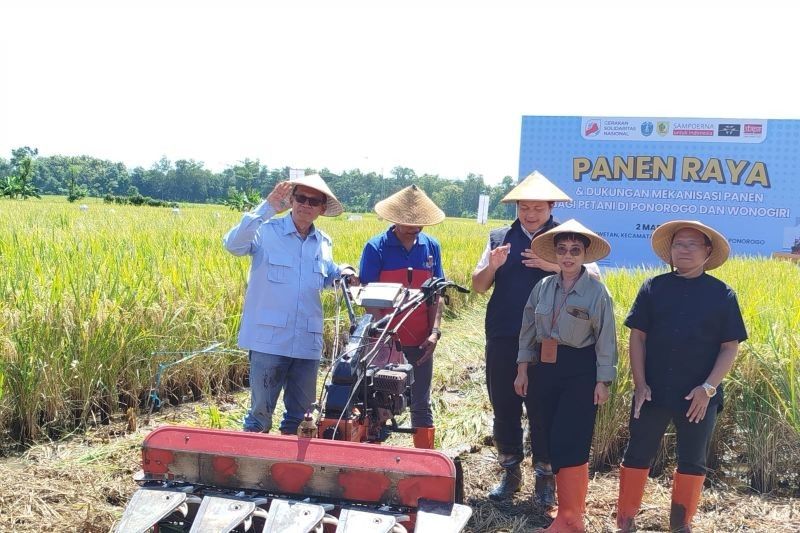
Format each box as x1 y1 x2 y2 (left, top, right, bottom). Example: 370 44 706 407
1 196 798 492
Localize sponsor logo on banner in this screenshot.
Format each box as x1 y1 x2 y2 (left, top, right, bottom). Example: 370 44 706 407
744 123 763 136
718 124 741 137
601 119 636 137
584 120 600 137
580 117 766 143
672 122 714 137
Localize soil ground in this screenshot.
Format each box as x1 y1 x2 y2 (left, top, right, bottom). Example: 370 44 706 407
1 399 797 532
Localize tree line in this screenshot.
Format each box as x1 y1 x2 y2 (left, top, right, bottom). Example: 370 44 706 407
0 147 519 219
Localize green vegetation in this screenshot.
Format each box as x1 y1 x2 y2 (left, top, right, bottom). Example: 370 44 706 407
0 197 797 492
102 193 179 208
0 147 519 219
1 154 40 200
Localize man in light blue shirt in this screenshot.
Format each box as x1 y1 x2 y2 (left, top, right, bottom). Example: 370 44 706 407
223 175 355 434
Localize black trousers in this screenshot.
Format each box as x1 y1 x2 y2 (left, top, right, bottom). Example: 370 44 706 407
530 344 597 474
622 400 718 476
485 336 549 463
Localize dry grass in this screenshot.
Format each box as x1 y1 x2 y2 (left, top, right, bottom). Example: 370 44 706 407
1 302 798 532
2 197 799 495
2 414 797 533
461 450 800 532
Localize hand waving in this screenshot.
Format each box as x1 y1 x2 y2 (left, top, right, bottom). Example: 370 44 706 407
267 181 294 213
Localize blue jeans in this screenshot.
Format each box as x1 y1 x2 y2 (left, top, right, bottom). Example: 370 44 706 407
243 351 319 434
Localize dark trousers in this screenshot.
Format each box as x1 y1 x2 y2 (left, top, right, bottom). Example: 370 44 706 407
402 346 434 428
530 344 597 474
622 401 718 476
485 336 549 463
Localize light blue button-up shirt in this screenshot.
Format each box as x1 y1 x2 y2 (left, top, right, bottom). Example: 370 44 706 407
223 200 342 360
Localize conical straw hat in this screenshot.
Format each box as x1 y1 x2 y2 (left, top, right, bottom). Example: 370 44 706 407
651 220 730 270
289 174 343 216
374 185 445 226
501 170 572 203
531 219 611 263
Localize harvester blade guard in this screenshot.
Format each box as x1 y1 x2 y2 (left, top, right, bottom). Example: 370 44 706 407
335 508 397 532
188 495 256 533
262 499 326 532
115 487 188 533
138 426 459 507
416 499 473 532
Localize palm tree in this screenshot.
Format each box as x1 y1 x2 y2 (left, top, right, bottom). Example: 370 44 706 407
0 157 41 199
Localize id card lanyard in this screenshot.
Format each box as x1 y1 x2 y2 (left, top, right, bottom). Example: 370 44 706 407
541 279 573 364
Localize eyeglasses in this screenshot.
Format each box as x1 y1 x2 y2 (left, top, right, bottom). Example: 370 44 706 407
671 241 708 252
555 245 584 257
293 194 326 207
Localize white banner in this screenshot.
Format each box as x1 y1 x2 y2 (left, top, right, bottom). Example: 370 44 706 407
477 194 490 224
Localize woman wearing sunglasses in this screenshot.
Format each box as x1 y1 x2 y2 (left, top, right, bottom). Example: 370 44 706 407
514 219 617 532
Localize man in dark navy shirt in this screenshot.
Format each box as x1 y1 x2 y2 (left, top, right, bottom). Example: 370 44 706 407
471 171 578 505
615 220 747 533
359 185 445 449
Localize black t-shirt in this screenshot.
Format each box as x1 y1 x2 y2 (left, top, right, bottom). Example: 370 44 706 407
624 272 748 410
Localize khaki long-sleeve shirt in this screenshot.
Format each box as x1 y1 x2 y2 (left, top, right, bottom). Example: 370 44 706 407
517 268 618 382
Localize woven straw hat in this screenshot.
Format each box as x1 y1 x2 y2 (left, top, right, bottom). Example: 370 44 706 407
531 219 611 264
374 185 445 226
290 174 343 217
651 220 730 270
501 170 572 203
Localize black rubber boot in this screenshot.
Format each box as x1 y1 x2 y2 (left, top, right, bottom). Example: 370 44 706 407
533 461 556 507
489 453 523 501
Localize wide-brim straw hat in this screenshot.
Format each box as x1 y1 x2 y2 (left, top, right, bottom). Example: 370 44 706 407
290 174 343 216
651 220 730 270
374 185 445 226
531 219 611 264
501 170 572 203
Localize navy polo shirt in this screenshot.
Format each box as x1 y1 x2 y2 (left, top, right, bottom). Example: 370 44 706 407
625 272 748 410
359 226 445 346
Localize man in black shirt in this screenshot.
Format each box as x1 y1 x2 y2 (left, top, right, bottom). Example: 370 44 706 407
615 220 747 533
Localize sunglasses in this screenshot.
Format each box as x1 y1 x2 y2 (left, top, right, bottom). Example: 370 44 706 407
293 193 326 207
555 245 584 257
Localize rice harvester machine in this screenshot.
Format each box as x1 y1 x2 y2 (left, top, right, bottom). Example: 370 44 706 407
115 276 472 533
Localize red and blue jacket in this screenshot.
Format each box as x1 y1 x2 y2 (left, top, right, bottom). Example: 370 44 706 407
358 226 445 347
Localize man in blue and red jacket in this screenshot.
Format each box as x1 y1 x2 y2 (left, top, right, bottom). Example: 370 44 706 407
358 185 446 449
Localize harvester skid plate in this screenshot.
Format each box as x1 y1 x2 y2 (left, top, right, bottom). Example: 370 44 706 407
114 486 194 533
262 499 326 532
336 508 398 532
416 500 473 532
189 494 266 532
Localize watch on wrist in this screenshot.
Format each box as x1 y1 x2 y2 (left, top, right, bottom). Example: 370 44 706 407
431 327 441 340
702 382 717 398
